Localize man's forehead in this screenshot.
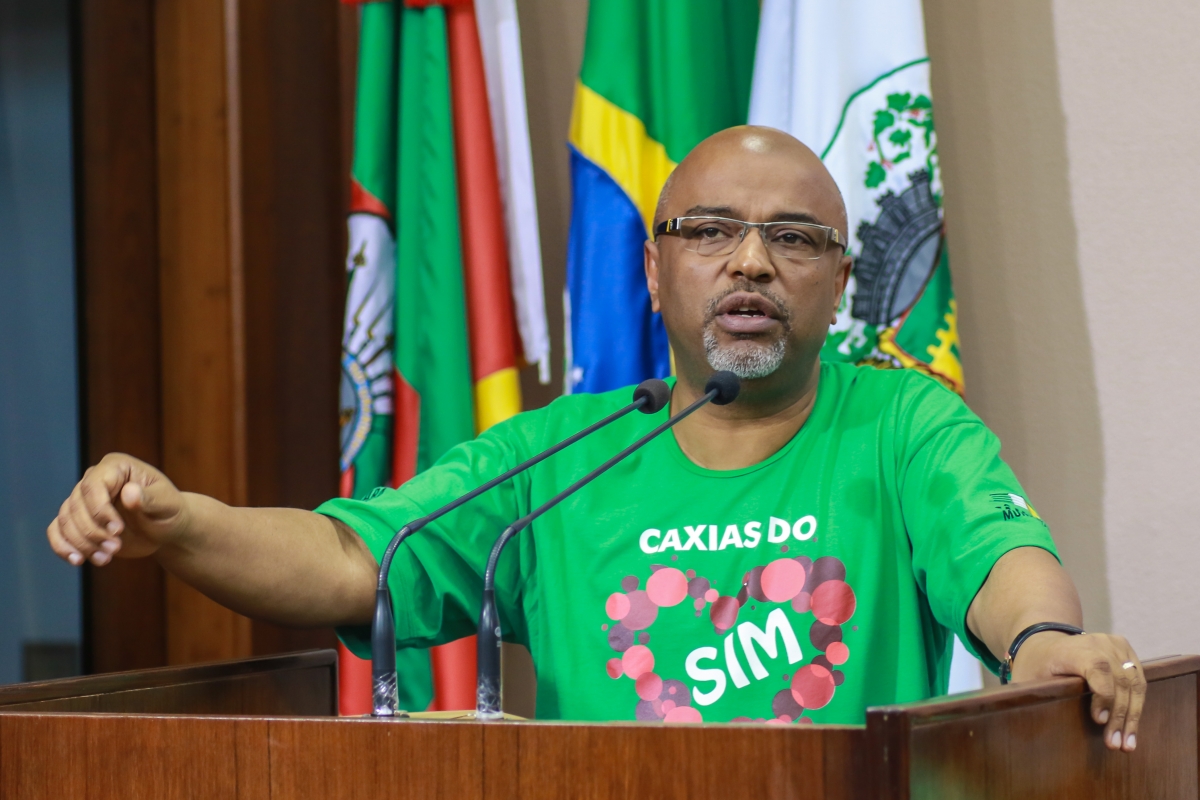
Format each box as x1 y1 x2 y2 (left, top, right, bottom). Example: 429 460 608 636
669 174 844 230
661 127 847 232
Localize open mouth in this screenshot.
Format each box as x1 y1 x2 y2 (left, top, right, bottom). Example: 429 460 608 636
710 291 784 335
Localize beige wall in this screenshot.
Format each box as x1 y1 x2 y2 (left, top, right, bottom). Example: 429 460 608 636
515 1 1200 659
925 0 1200 658
1051 1 1200 655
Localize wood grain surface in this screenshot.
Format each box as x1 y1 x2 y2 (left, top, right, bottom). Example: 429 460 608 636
0 652 1195 799
868 655 1200 800
74 0 168 676
74 0 346 672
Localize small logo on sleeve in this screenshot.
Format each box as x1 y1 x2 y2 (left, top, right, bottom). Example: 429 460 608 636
990 492 1044 523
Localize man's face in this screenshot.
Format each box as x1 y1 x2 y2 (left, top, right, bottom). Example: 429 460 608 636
645 134 852 388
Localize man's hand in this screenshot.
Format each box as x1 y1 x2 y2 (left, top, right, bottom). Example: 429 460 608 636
47 453 188 567
1010 630 1145 752
46 453 375 627
967 546 1145 752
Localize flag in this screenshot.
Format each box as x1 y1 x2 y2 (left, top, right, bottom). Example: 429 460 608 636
338 0 539 715
748 0 964 394
565 0 760 394
473 0 551 384
748 0 973 692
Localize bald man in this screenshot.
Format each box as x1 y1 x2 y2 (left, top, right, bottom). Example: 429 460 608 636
47 126 1144 746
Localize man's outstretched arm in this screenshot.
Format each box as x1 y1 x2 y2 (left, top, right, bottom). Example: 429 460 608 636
46 453 377 627
967 546 1145 752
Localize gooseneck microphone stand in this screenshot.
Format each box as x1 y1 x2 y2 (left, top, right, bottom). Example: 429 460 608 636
369 378 670 717
474 371 741 720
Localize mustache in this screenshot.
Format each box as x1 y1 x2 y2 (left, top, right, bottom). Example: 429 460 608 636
703 280 793 331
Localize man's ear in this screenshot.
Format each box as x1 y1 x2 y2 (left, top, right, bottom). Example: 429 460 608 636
831 255 852 324
645 240 662 314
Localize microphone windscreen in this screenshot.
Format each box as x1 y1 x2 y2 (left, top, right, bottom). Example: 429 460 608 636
632 379 671 413
705 371 741 406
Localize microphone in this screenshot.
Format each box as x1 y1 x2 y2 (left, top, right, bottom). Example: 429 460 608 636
369 378 670 717
474 371 740 720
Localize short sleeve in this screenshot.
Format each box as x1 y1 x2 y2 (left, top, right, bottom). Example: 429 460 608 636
896 377 1059 673
317 420 536 659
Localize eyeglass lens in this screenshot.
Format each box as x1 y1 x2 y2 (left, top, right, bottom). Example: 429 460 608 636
677 218 830 261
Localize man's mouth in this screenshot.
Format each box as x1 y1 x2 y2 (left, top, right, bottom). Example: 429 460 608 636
712 291 783 335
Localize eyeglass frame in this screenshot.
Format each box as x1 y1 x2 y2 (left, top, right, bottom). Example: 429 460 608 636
653 215 846 262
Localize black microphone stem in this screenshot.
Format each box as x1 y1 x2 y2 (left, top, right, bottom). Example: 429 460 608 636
474 386 722 720
370 381 668 717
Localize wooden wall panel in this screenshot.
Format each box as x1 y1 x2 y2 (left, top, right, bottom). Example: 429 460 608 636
236 0 344 656
74 0 168 673
155 0 253 666
77 0 347 671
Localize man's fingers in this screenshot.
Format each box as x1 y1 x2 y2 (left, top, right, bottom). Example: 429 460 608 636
79 467 125 536
47 518 84 566
66 487 121 565
68 484 112 546
1083 656 1116 728
57 505 98 562
1095 645 1133 750
1120 647 1146 752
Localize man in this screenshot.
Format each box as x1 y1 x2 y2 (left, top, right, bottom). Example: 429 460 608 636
48 127 1143 746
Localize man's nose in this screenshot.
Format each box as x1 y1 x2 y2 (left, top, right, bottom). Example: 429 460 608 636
724 227 777 282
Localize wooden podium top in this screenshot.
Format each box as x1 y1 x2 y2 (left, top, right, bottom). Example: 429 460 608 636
0 649 1195 799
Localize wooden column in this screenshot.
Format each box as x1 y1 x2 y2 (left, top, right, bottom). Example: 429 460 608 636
77 0 345 670
76 0 167 673
154 0 253 665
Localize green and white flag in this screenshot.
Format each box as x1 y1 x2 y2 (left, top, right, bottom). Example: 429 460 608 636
749 0 963 396
749 0 977 693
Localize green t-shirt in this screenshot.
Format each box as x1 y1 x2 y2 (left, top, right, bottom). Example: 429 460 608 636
320 361 1057 724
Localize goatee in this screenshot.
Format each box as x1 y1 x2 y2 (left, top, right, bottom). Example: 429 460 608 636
702 283 791 380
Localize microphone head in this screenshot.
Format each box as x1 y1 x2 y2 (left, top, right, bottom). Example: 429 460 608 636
705 371 741 406
632 379 671 414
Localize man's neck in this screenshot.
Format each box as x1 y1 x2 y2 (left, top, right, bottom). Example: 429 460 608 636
670 358 822 471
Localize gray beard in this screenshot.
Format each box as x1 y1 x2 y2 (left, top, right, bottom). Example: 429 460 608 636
703 329 787 379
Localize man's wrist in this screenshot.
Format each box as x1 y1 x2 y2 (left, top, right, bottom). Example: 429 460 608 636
1001 622 1086 683
168 492 215 553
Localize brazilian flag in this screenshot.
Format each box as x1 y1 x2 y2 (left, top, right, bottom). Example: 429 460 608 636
565 0 759 394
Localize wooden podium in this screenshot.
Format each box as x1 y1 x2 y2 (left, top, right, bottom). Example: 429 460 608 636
0 650 1195 799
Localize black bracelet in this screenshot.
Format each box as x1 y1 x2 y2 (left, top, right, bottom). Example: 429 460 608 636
998 622 1086 684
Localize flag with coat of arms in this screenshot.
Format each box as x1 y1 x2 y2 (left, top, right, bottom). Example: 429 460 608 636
749 0 976 692
337 0 549 715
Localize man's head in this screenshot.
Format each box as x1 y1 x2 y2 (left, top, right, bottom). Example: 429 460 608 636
644 126 852 402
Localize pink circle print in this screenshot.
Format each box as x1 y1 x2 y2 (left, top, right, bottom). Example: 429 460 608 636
646 567 689 607
605 592 630 621
761 558 806 603
826 641 850 665
621 590 659 630
664 705 702 723
811 580 856 625
791 664 836 709
622 645 654 680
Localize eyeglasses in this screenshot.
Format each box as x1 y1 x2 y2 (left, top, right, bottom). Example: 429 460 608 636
654 216 845 262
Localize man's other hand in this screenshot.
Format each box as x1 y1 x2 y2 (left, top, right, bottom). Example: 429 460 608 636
47 453 188 567
1011 630 1145 752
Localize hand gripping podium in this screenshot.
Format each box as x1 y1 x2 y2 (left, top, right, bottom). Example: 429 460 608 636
0 650 1195 799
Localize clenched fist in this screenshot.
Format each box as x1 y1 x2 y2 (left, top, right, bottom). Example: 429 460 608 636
47 453 189 566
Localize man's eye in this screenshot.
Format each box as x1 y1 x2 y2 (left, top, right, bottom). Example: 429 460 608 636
775 230 815 246
697 226 728 240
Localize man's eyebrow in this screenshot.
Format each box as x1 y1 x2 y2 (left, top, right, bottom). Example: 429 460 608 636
683 205 738 217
